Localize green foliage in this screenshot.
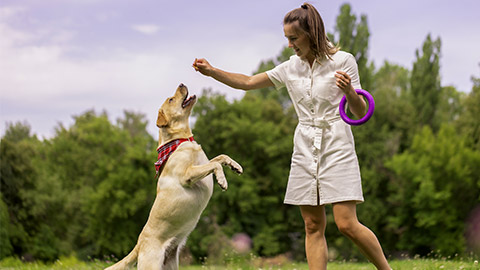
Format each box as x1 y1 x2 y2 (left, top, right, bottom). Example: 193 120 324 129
435 85 464 126
456 75 480 150
410 34 442 129
0 195 13 258
0 122 41 260
385 125 480 256
47 110 156 258
1 111 156 261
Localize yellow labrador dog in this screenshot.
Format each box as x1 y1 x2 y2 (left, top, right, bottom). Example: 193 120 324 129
105 83 242 270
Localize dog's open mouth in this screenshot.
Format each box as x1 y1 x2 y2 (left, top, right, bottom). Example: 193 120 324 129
182 94 196 108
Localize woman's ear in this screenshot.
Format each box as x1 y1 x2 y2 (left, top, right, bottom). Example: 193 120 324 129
156 110 169 127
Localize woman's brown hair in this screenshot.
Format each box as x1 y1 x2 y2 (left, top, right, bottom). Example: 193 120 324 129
284 3 339 60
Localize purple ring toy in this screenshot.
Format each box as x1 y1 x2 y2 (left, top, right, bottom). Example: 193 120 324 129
339 89 375 126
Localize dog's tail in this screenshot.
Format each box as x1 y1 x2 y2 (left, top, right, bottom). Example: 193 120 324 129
104 245 138 270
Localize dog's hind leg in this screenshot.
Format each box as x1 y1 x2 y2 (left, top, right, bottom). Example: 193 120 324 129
163 236 187 270
162 244 179 270
104 245 138 270
137 240 165 270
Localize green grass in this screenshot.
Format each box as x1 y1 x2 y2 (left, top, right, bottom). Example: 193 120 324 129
1 256 479 270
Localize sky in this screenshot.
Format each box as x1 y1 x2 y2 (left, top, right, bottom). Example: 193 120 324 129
1 0 479 139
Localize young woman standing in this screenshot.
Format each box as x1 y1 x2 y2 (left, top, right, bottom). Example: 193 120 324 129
193 3 391 269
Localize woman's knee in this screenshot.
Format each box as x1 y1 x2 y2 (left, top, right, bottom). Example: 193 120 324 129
335 218 360 238
304 216 326 235
332 202 361 238
300 206 326 235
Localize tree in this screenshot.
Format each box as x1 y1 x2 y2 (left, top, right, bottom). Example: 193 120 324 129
433 85 464 128
0 122 49 260
0 111 158 261
42 110 157 258
0 194 13 259
456 74 480 150
370 61 416 151
385 124 480 256
84 111 157 258
410 34 442 129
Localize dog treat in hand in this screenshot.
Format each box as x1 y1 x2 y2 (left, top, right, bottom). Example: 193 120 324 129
193 58 199 71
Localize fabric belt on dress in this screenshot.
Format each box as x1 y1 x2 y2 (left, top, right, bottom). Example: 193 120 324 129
299 114 341 150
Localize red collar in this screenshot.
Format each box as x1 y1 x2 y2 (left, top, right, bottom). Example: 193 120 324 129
154 136 194 176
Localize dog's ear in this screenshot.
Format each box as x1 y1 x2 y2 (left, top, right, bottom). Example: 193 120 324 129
156 110 169 127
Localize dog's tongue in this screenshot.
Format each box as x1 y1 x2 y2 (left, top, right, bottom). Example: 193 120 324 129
182 95 196 108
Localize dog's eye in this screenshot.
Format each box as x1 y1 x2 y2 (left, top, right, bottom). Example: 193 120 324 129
169 98 174 103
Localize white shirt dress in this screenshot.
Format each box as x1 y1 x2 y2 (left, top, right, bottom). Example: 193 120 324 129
266 51 364 206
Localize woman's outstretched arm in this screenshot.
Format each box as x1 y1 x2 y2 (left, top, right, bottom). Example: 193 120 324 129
193 58 274 91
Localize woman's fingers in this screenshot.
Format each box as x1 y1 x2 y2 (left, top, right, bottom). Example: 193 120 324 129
193 58 211 75
192 58 199 71
335 71 351 89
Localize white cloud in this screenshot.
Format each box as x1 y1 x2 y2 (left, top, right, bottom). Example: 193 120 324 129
131 24 160 35
0 5 26 20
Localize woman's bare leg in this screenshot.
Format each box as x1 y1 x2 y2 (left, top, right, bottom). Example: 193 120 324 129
332 201 391 270
300 205 328 270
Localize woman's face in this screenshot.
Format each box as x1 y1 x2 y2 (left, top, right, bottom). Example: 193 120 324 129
284 22 314 63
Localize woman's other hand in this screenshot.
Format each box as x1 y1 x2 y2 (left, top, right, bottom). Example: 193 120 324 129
335 70 366 118
334 71 354 94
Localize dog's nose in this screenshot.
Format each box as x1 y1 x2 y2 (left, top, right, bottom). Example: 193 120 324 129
179 83 185 88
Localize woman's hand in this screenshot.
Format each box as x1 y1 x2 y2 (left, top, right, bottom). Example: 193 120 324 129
193 58 213 76
334 70 367 119
334 71 354 94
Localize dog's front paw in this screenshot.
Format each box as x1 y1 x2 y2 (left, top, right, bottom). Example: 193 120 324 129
216 174 228 191
229 160 243 175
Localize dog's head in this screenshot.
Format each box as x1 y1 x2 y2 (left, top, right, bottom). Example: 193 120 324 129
157 83 196 130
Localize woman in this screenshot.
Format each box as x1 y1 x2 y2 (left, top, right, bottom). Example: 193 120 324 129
193 3 391 270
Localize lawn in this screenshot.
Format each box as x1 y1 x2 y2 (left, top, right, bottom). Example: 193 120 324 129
0 256 479 270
